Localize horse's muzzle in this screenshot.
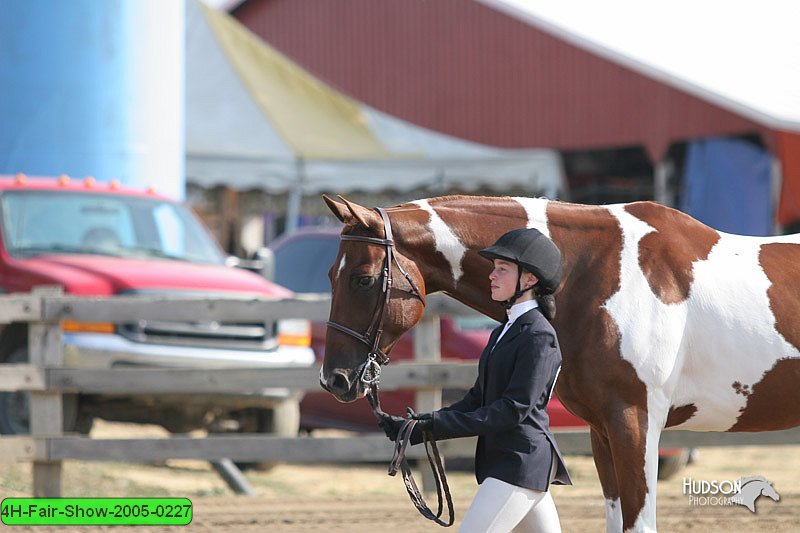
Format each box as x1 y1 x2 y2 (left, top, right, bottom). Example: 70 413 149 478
319 368 361 403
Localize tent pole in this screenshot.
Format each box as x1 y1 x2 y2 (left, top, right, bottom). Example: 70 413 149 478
654 159 673 207
286 158 305 234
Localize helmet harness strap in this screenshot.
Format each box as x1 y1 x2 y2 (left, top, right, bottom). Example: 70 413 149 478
504 267 535 310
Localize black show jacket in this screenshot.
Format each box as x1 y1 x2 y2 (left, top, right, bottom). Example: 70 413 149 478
430 307 572 491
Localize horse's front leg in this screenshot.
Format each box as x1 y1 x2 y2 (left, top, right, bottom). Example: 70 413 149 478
604 401 662 533
590 428 623 533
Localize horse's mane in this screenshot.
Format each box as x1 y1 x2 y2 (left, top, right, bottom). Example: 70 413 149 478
391 194 477 209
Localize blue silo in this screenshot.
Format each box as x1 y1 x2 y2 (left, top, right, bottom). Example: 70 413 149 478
0 0 185 199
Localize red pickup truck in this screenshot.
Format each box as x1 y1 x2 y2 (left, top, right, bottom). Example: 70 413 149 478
0 175 314 439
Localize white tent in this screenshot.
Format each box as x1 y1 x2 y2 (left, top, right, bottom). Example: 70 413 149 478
185 0 567 224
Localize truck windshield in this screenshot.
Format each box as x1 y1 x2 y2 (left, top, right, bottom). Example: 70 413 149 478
0 190 225 264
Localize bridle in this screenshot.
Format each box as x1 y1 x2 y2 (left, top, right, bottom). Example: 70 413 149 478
326 207 424 391
325 207 454 527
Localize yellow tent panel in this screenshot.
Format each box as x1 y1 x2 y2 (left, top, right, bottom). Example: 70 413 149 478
200 2 390 160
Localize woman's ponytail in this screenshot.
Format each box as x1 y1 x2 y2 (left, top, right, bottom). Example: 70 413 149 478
538 293 557 322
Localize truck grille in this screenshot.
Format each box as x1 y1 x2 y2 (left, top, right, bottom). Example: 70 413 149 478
114 290 278 351
119 320 276 351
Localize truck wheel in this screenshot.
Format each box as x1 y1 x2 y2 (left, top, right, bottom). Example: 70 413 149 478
0 346 92 435
235 399 300 472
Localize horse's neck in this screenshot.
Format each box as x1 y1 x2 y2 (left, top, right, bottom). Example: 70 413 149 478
396 197 613 322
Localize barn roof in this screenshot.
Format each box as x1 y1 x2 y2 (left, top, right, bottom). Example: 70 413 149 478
483 0 800 132
212 0 800 225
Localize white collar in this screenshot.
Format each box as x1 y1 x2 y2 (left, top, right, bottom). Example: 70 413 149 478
506 298 539 325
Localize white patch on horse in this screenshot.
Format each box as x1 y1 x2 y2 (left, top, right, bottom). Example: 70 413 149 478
512 197 551 237
603 205 686 391
671 232 800 430
603 205 800 432
604 498 623 533
597 206 800 531
602 205 678 532
336 254 346 282
635 393 671 533
412 199 466 286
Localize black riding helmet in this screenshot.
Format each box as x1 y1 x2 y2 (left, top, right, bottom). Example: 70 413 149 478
479 228 563 307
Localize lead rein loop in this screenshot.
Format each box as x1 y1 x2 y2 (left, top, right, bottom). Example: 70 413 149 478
381 395 454 527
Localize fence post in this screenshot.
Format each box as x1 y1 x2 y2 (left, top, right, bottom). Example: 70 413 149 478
29 286 64 497
414 314 441 492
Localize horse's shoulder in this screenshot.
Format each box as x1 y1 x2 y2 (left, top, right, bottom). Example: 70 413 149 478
623 201 720 248
614 202 720 304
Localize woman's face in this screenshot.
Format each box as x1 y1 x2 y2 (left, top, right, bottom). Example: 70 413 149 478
489 259 538 302
489 259 518 302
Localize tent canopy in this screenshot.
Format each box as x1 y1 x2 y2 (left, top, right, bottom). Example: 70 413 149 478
185 0 566 198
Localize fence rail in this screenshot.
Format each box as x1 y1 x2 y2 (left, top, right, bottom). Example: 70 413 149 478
1 288 798 497
0 362 478 394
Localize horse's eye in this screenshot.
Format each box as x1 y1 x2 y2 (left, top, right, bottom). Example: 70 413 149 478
352 275 376 290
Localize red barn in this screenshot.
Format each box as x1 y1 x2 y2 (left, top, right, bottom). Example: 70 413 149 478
226 0 800 232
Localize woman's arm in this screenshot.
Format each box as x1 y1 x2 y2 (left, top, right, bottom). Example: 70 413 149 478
432 329 560 440
441 377 482 413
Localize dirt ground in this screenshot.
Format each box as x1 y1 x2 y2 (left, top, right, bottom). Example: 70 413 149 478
1 421 797 532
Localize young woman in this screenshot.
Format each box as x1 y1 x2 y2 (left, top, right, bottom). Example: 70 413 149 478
379 227 571 532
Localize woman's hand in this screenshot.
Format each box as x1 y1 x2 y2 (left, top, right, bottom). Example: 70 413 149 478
379 411 435 441
377 413 406 441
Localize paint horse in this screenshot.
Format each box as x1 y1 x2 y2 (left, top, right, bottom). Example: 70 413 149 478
320 194 800 532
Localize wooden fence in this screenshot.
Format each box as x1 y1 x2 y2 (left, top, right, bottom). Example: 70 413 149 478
1 287 799 497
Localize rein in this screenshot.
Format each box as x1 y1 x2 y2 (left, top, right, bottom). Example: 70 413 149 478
326 207 454 527
367 386 454 527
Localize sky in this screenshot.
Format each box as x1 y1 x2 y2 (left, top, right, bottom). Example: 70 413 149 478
204 0 800 129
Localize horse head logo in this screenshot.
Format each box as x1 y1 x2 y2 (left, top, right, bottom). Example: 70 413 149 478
730 476 780 513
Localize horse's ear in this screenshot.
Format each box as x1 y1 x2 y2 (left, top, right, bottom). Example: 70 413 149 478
322 194 377 228
322 194 350 223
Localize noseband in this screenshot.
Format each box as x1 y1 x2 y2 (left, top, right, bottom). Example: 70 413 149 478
326 207 424 390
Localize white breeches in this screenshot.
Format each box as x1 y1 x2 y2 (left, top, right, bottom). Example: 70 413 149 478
459 458 561 533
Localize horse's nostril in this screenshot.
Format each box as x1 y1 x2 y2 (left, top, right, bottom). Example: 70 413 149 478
327 371 351 396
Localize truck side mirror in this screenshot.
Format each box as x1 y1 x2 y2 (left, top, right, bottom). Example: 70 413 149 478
254 247 275 281
226 249 275 281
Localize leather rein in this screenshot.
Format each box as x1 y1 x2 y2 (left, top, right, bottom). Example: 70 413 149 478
325 207 455 527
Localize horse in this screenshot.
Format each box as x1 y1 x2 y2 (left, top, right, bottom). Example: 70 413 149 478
319 194 800 532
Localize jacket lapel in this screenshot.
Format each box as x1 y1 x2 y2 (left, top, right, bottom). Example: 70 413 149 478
480 323 505 401
485 323 504 352
491 308 541 353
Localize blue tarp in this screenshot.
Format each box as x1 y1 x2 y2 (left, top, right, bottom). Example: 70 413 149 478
680 137 773 236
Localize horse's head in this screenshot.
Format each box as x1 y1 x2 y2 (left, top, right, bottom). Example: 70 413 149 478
320 195 427 402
